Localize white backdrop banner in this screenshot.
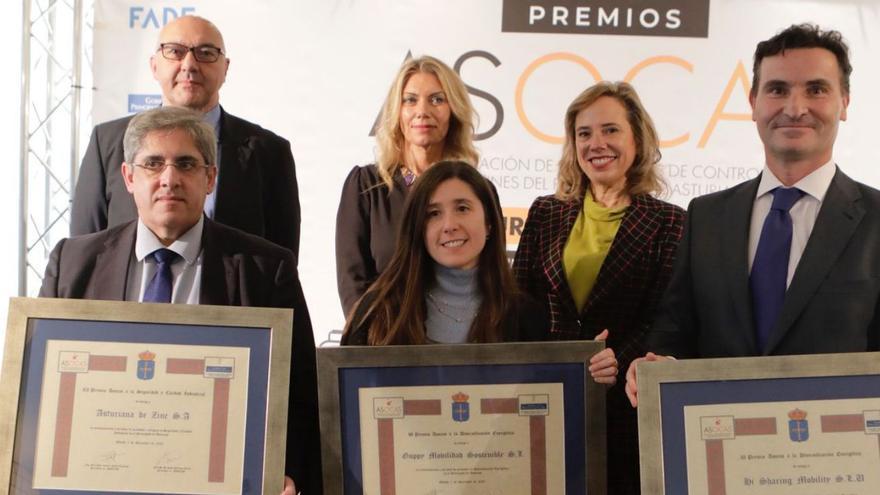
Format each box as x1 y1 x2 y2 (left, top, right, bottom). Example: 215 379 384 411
91 0 880 345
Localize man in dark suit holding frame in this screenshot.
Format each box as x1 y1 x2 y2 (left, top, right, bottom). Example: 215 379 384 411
71 15 301 259
42 107 318 494
626 24 880 406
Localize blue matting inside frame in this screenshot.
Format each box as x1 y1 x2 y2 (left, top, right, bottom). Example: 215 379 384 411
659 375 880 493
11 317 271 495
338 362 588 495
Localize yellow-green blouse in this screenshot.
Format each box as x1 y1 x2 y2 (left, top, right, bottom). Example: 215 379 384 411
563 190 628 312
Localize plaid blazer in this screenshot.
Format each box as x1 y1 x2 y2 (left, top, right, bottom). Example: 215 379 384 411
514 193 685 365
513 193 685 493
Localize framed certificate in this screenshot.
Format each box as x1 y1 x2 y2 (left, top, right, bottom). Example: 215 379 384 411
637 352 880 495
0 297 293 495
317 341 606 495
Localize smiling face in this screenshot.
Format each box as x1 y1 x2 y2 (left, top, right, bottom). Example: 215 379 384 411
750 47 849 172
574 96 637 193
399 71 452 154
150 16 229 113
122 128 216 245
423 178 487 270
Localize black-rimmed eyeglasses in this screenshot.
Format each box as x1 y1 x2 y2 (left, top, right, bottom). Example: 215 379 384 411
133 158 212 176
158 43 224 63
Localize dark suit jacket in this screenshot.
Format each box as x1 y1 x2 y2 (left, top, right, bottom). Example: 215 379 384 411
649 168 880 358
40 219 322 494
513 193 685 494
70 107 301 257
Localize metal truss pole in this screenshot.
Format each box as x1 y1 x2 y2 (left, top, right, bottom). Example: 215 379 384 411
19 0 92 296
71 0 83 188
18 0 31 296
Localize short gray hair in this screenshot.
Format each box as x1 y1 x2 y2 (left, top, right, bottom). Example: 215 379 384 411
123 107 216 166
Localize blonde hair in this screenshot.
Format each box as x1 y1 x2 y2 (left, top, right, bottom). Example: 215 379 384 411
556 81 664 201
375 55 479 189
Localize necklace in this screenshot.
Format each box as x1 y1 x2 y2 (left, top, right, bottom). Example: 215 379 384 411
402 167 417 187
426 291 478 323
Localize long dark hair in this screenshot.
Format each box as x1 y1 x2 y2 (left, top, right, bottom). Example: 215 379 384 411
343 160 516 345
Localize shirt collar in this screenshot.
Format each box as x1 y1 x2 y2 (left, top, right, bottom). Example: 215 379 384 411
755 159 836 202
203 104 222 138
135 216 205 265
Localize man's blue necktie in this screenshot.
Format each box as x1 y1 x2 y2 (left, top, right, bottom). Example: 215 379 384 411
750 187 805 352
143 248 179 303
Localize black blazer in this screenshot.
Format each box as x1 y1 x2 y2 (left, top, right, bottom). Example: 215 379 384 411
70 107 302 257
335 165 408 316
649 167 880 358
40 219 322 494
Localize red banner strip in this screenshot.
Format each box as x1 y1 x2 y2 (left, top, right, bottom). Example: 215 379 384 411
51 372 77 477
208 378 230 482
166 358 204 374
530 415 547 495
403 399 441 415
706 439 726 495
378 418 396 495
734 417 776 435
821 414 863 432
481 398 518 414
88 355 127 371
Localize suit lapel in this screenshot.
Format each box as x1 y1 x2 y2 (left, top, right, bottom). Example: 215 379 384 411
722 178 760 354
544 201 582 320
765 170 864 353
213 108 254 222
88 222 137 300
199 219 238 306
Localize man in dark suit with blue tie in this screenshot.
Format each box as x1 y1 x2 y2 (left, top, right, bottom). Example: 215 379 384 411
626 24 880 406
41 107 319 494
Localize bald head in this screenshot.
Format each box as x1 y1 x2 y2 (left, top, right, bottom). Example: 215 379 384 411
159 16 226 51
150 15 230 113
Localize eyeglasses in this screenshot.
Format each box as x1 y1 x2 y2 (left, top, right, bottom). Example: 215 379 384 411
157 43 224 63
133 158 212 176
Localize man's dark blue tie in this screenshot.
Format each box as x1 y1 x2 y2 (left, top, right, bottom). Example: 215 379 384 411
750 187 805 352
143 248 179 303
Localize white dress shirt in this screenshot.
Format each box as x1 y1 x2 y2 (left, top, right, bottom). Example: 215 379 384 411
747 160 836 287
125 216 205 303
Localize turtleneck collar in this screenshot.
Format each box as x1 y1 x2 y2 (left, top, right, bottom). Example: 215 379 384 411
425 264 482 344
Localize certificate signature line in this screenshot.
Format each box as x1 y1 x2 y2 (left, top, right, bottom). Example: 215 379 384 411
97 451 123 462
156 451 183 466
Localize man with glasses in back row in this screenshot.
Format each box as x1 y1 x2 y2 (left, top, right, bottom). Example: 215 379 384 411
42 106 318 495
71 15 302 260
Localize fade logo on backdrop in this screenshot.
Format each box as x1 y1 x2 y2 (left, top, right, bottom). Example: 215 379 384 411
129 6 195 29
502 0 710 38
